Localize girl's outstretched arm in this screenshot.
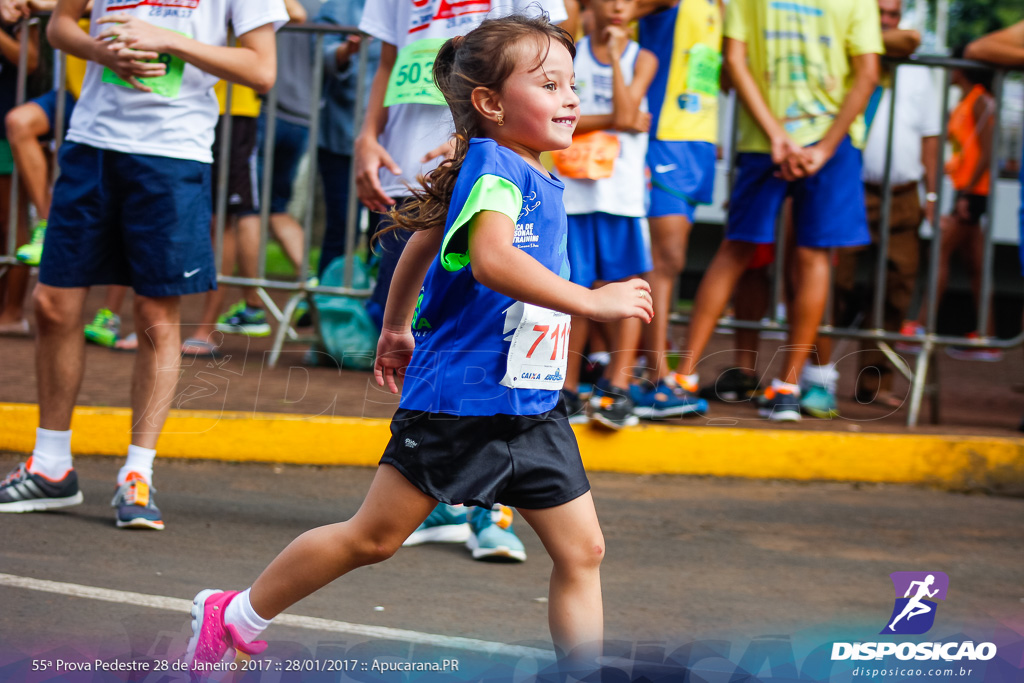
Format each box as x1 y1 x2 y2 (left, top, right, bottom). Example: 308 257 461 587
468 211 653 323
374 226 443 393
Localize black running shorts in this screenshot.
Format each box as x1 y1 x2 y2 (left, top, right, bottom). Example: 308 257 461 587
380 399 590 510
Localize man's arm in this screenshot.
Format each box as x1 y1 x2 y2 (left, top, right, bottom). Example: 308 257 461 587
0 20 37 71
354 41 400 212
796 52 879 177
94 15 278 93
882 28 920 58
283 0 306 24
48 0 167 91
724 37 801 170
965 20 1024 66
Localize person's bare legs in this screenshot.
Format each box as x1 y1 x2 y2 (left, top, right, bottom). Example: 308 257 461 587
100 285 129 317
188 220 238 345
779 246 831 385
0 181 30 325
130 295 182 449
5 102 52 219
733 266 770 373
917 213 969 328
963 219 996 336
565 315 589 394
645 214 692 380
517 492 605 666
270 213 305 274
248 464 437 618
604 316 642 390
236 214 263 309
33 283 90 429
678 240 759 377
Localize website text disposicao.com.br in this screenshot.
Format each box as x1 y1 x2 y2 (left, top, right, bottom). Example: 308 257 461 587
851 665 980 679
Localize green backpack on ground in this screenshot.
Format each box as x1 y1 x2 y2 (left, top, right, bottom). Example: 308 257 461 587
314 255 378 371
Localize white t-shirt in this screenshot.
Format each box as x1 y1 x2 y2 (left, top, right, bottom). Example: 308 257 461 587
359 0 568 198
861 66 942 186
562 37 648 217
67 0 289 163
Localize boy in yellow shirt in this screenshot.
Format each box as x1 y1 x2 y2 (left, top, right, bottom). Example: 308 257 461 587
676 0 883 422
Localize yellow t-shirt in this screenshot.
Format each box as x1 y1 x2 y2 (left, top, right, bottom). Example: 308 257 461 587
725 0 883 153
641 0 722 143
63 19 90 100
214 80 261 118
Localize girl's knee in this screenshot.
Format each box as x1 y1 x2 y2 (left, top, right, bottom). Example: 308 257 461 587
352 536 402 565
555 534 605 573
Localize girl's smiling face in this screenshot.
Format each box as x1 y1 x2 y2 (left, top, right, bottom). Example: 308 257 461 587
491 37 579 162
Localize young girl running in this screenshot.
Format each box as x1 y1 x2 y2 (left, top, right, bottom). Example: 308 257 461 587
184 13 653 668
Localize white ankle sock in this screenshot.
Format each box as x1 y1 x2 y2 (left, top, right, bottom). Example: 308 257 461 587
772 378 801 395
799 363 838 393
29 428 73 480
225 588 273 644
118 444 156 485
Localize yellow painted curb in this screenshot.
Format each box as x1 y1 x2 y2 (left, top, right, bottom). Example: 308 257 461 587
2 403 1022 492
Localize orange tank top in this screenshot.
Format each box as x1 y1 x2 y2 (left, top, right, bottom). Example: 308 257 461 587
945 84 992 196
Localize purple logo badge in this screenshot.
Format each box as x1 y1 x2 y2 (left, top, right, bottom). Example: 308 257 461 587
881 571 949 635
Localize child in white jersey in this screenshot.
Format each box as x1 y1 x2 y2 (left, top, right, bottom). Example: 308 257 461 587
558 0 657 430
183 14 652 672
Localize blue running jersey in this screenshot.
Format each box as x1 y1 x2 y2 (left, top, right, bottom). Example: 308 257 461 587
400 138 572 416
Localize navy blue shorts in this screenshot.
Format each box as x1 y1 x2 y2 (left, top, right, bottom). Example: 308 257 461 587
647 140 716 219
29 89 76 139
727 137 871 248
380 399 591 510
40 142 216 297
567 212 652 286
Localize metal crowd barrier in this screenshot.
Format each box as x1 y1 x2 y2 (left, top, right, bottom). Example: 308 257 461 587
1 19 1021 429
672 54 1024 428
0 17 374 370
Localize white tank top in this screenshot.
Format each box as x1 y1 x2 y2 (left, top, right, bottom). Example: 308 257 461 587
562 36 648 217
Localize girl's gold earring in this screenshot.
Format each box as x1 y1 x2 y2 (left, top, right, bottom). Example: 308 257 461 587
497 114 504 127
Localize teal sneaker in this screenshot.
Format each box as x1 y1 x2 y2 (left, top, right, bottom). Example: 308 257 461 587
800 384 839 419
15 219 46 266
467 504 526 562
216 301 271 337
403 503 470 546
84 308 121 348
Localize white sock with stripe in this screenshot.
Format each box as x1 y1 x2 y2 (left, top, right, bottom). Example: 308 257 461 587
28 428 73 480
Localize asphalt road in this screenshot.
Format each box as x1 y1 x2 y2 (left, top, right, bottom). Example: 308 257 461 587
0 453 1021 681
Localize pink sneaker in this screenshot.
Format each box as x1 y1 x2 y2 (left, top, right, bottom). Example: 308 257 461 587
184 589 267 666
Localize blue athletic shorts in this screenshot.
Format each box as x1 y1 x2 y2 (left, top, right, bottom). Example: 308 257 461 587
726 137 870 248
40 142 216 297
647 139 716 219
567 212 652 286
29 89 76 139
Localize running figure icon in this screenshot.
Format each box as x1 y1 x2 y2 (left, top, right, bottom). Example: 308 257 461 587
888 574 939 631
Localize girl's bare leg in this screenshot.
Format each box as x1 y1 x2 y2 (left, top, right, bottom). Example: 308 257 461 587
248 464 437 619
517 491 605 666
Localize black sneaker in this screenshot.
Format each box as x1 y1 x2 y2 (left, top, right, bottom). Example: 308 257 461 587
0 462 83 512
591 392 639 430
562 389 589 424
700 367 760 402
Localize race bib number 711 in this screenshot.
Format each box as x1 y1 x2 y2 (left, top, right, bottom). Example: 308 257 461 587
500 302 570 391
